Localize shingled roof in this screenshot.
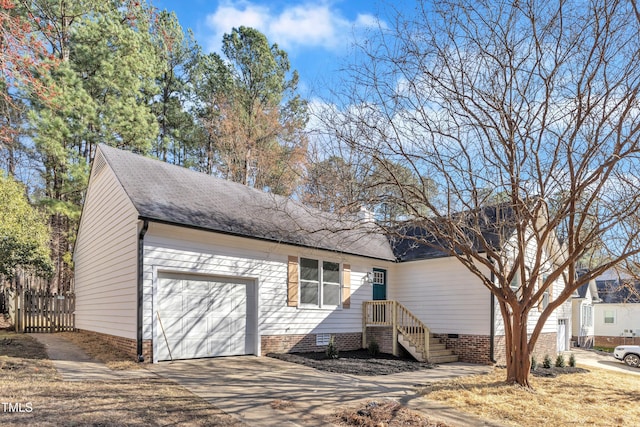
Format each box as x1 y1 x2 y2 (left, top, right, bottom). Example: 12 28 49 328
390 204 518 262
98 144 395 261
596 280 640 303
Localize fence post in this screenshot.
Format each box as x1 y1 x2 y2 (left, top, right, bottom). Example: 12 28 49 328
15 280 22 333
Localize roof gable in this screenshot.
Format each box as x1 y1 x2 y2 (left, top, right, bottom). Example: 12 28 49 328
97 145 395 260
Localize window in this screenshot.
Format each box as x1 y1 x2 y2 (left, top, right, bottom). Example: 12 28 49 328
540 291 549 310
582 305 593 327
510 271 520 296
300 258 341 308
538 274 550 311
373 270 385 284
604 310 615 324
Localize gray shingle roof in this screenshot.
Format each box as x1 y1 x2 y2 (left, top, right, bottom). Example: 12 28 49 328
390 204 518 262
596 280 640 304
98 144 395 260
576 283 590 298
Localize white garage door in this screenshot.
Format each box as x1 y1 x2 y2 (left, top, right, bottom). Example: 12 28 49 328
155 273 256 361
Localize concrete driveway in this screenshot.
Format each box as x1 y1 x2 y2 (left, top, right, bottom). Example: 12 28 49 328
150 356 501 427
568 348 640 376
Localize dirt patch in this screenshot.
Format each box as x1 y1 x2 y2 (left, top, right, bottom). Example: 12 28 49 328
0 332 48 360
332 400 449 427
268 350 434 376
0 314 13 330
58 331 141 370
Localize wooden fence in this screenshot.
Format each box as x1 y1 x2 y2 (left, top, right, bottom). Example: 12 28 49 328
9 290 75 333
0 288 9 314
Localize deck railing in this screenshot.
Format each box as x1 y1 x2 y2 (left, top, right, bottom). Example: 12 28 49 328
363 300 430 360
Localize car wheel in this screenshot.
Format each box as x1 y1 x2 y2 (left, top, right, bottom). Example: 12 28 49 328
623 353 640 368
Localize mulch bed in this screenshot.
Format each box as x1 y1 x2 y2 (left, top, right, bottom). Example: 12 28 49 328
267 349 435 376
531 366 589 377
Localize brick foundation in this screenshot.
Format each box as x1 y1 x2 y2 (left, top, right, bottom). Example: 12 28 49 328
428 332 557 365
76 329 152 362
261 332 362 354
493 332 557 365
434 334 492 364
365 326 394 354
594 335 640 348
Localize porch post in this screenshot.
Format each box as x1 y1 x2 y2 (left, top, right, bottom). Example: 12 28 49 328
392 301 398 356
424 327 430 363
362 301 367 348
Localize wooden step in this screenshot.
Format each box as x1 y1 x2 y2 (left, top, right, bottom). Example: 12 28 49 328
429 354 459 364
428 343 447 351
428 348 456 357
397 334 426 362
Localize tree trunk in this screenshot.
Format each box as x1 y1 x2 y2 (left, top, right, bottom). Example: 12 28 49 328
504 304 532 387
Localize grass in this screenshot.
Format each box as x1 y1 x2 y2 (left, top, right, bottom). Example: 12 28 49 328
420 366 640 426
0 331 243 426
593 346 615 353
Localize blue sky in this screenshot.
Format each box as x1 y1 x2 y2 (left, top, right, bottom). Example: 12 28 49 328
152 0 389 98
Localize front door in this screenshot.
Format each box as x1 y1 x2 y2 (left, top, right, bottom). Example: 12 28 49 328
372 268 387 300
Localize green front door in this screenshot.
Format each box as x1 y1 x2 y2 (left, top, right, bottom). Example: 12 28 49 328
372 268 387 300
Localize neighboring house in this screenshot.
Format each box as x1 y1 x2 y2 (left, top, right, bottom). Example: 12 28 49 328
592 268 640 347
73 145 570 364
571 277 599 348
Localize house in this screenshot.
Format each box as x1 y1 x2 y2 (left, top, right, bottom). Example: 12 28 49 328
571 276 598 348
73 144 570 364
592 268 640 347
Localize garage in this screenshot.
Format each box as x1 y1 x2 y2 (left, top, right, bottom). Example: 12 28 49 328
155 273 257 361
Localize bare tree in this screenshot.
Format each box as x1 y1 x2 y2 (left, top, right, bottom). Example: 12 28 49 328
319 0 640 386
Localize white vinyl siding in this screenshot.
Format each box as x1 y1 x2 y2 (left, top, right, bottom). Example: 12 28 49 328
73 154 139 339
594 303 640 338
142 222 387 342
390 257 491 335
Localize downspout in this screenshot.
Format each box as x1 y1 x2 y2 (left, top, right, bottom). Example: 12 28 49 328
488 254 497 364
137 220 149 362
490 273 496 363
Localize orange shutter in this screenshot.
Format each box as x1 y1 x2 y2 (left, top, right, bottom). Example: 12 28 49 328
342 264 351 309
287 256 299 307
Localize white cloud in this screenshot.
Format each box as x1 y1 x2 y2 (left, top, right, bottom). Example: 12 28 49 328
203 1 382 53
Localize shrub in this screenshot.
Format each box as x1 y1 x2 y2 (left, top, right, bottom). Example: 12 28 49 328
368 339 380 356
543 354 553 369
568 353 576 367
555 354 566 368
326 335 339 359
531 355 537 371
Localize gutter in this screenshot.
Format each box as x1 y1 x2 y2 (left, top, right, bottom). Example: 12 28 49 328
137 215 397 262
137 220 149 362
